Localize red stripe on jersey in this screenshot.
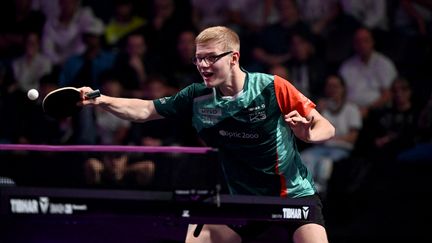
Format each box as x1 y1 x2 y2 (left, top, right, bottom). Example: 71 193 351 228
275 152 288 197
274 75 316 116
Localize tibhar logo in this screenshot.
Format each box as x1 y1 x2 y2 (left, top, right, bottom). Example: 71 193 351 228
182 210 190 218
302 206 309 219
39 197 49 214
282 207 310 219
10 199 39 214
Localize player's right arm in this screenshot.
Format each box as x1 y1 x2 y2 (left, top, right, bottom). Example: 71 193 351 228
78 86 163 122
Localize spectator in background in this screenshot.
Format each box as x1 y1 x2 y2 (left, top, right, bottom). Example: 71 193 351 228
225 0 278 67
127 74 195 148
339 27 398 118
339 0 389 32
18 71 73 145
167 30 202 90
226 0 277 34
398 91 432 162
12 31 52 92
60 18 116 145
317 2 361 72
104 0 146 49
144 0 194 61
0 63 22 144
392 0 432 37
59 18 116 88
300 74 362 195
357 77 419 161
0 0 45 59
41 0 102 66
83 152 155 188
31 0 60 22
339 0 390 49
250 0 312 72
112 33 162 98
94 73 131 145
295 0 338 35
285 32 327 102
268 64 290 80
191 0 229 31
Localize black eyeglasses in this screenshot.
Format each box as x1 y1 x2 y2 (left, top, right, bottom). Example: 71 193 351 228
192 51 233 66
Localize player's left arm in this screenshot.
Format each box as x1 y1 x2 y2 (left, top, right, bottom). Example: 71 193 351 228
285 108 335 143
274 75 335 142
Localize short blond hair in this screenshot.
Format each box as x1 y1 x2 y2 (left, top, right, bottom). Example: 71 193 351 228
195 26 240 52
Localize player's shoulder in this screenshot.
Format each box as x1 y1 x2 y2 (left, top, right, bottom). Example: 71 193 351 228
245 70 275 86
179 82 212 97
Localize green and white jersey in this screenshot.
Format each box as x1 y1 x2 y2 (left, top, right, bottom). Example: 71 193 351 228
153 71 317 198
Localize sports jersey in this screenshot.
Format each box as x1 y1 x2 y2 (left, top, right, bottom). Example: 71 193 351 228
153 71 317 198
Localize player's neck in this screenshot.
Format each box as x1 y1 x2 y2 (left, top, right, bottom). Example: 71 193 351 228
218 68 246 97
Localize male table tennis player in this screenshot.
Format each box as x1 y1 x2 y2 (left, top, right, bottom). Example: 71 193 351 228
79 26 335 243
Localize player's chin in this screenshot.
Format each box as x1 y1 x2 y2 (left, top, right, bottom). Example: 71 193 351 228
203 79 217 88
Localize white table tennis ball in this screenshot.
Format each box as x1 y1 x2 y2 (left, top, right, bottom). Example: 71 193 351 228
27 89 39 100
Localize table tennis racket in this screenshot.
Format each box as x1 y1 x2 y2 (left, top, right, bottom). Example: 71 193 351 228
42 87 101 119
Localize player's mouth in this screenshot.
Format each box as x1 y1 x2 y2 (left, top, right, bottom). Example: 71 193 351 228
202 71 214 77
201 71 214 80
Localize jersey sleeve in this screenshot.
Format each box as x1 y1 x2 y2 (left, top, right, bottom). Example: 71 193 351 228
153 85 195 119
274 75 316 116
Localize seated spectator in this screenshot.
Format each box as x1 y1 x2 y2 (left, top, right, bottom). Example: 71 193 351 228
18 71 73 145
397 90 432 162
127 74 195 147
191 0 229 31
268 64 290 80
166 30 202 89
145 0 194 61
41 0 103 66
356 77 419 161
250 0 312 72
12 31 52 92
104 0 146 49
94 73 131 145
112 33 162 98
339 27 398 118
315 2 361 71
301 74 362 194
339 0 389 32
59 18 116 88
0 63 22 144
83 152 155 188
0 0 45 59
285 32 327 101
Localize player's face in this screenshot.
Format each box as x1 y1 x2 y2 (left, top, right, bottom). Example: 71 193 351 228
194 42 233 88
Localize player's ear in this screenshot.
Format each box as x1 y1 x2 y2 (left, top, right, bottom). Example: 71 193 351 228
231 51 240 65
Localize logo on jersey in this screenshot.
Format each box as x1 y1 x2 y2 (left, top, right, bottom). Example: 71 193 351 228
158 97 171 104
248 103 266 122
219 130 259 139
199 108 222 116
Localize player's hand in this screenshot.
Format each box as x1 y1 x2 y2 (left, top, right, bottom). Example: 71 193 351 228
284 110 314 137
78 86 99 106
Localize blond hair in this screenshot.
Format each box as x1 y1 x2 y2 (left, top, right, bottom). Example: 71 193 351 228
195 26 240 52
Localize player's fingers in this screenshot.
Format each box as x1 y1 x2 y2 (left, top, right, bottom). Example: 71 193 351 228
285 110 300 118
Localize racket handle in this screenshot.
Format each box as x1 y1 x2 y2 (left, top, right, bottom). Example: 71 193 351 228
193 224 204 237
85 89 101 99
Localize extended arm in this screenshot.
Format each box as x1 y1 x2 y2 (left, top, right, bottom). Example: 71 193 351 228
79 87 163 122
285 109 335 143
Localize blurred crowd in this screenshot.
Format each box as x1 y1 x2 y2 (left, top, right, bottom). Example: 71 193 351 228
0 0 431 190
